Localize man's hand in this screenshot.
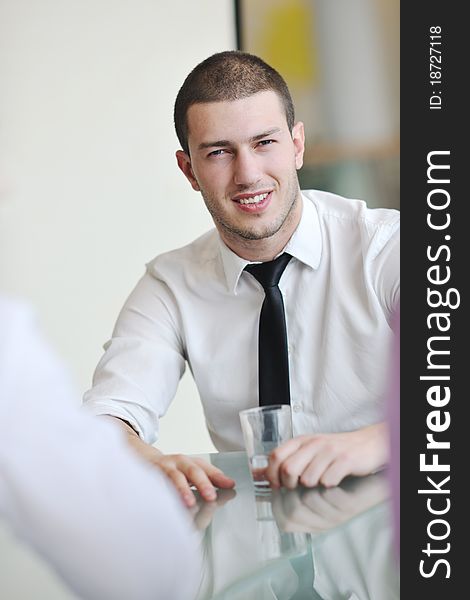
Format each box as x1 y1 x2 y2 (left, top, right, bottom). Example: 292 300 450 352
107 417 235 507
265 422 388 490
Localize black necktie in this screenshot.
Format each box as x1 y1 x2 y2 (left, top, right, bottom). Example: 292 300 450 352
245 253 292 407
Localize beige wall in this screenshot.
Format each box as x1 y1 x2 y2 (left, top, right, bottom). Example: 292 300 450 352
0 0 236 454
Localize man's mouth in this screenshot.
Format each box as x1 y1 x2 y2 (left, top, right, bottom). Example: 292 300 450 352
231 191 273 212
233 192 270 205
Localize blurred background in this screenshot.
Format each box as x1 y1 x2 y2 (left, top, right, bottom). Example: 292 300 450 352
238 0 399 209
0 0 399 459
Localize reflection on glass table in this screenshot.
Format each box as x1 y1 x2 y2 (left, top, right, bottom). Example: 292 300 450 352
191 452 399 600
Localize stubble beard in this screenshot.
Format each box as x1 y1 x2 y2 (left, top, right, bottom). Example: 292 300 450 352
200 171 300 242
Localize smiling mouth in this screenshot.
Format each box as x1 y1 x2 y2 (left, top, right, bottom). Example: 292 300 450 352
232 191 271 205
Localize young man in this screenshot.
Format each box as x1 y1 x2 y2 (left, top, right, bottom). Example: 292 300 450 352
84 51 399 507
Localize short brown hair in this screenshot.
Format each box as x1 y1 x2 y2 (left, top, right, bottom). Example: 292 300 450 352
174 51 295 154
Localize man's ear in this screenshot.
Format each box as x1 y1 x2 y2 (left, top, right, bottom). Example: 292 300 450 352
176 150 200 191
291 122 305 170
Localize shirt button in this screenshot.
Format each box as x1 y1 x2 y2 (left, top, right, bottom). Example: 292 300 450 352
292 404 301 413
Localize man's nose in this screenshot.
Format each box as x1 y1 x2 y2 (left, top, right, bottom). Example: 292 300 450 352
233 149 262 187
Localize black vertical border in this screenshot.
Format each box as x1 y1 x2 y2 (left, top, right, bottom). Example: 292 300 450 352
401 2 465 595
234 0 242 51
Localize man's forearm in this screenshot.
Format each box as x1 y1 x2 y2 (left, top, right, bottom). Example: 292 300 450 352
102 415 165 459
103 415 139 436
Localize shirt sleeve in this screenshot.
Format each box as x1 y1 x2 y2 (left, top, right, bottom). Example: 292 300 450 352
367 217 400 324
83 270 186 443
0 299 199 600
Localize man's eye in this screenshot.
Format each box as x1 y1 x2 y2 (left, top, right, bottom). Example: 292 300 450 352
258 139 274 147
208 149 226 157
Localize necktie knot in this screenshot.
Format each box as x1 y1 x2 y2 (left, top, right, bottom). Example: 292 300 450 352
245 253 292 290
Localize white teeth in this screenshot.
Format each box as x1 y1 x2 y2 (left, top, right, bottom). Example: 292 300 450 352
239 192 269 205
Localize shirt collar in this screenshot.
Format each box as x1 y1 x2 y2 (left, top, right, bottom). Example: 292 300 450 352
284 192 322 271
218 192 322 294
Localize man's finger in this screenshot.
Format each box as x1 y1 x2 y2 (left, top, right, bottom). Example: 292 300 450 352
164 467 197 507
278 443 325 489
298 451 335 488
205 466 235 489
183 462 217 502
266 437 304 488
319 457 351 488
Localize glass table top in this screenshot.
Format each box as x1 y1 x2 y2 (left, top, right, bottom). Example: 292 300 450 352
191 451 399 600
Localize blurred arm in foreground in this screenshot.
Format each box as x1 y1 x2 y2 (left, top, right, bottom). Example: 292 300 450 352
0 296 199 600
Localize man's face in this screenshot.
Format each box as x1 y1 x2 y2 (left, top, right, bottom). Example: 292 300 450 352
176 91 305 249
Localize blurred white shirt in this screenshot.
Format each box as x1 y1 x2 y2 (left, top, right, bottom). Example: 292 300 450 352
84 190 399 450
0 296 199 600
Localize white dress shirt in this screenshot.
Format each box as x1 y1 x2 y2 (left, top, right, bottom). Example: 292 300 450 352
0 296 199 600
84 190 400 451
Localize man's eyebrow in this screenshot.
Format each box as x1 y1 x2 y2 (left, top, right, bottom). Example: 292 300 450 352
249 128 282 143
197 128 282 151
198 139 231 150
